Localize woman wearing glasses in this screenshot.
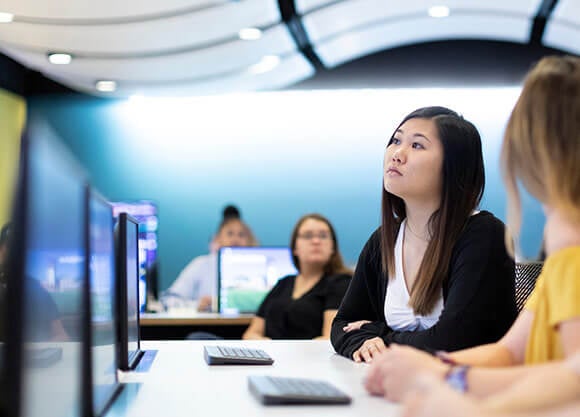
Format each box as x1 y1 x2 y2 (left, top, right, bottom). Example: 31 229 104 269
331 106 517 362
243 214 352 340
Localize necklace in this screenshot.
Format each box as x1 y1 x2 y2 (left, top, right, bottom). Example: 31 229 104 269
406 221 430 242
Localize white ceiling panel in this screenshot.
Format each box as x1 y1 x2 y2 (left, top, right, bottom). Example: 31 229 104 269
41 53 315 97
543 24 580 55
295 0 337 15
549 0 580 26
314 14 533 68
302 0 541 43
1 0 225 21
0 0 281 55
543 0 580 55
0 25 296 81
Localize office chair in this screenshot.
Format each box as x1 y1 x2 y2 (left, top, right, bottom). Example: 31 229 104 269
514 261 544 312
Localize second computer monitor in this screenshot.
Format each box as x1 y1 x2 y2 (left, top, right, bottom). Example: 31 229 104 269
217 247 298 314
116 213 142 370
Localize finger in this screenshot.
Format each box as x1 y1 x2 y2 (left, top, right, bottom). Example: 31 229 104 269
362 347 374 363
353 350 362 363
375 342 388 354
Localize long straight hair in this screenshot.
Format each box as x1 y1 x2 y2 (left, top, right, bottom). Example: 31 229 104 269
502 55 580 254
381 107 485 315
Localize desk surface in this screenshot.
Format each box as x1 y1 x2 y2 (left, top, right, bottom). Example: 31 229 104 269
140 312 254 326
108 340 399 417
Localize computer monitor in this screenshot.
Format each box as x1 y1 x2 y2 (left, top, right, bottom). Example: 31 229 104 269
116 213 143 371
111 202 158 312
1 121 89 417
88 190 122 417
217 247 298 314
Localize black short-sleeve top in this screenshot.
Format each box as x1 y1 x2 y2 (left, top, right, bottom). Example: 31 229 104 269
257 273 351 339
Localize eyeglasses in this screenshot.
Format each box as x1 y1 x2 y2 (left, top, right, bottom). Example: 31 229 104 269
297 232 332 241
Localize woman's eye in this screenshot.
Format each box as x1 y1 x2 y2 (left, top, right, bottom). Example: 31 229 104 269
389 138 401 146
412 142 424 149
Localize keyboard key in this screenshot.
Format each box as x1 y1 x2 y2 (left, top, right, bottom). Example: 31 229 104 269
204 345 274 365
248 375 352 405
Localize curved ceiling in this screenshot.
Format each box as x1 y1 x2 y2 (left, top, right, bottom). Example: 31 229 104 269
0 0 577 97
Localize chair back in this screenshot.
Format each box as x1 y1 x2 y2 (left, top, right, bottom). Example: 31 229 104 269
514 261 544 312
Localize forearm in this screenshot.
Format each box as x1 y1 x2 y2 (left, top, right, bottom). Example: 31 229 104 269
467 363 554 399
482 363 580 413
242 331 270 340
449 343 515 367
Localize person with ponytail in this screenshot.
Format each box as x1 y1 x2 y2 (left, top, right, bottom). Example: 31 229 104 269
162 205 257 312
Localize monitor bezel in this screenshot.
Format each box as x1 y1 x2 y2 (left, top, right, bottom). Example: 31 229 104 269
216 246 298 314
115 213 142 371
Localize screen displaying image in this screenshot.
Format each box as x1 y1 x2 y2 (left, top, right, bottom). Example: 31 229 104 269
218 247 298 314
111 201 157 312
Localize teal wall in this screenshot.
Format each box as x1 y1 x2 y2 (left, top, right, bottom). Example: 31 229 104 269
28 88 544 291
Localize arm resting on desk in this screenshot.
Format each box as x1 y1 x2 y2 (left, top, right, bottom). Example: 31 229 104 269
242 317 271 340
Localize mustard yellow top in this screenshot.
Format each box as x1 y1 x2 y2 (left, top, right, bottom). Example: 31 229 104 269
524 246 580 364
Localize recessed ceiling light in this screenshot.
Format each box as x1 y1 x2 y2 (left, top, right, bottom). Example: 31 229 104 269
95 80 117 92
238 27 262 41
248 55 280 75
428 5 450 18
0 12 14 23
48 53 72 65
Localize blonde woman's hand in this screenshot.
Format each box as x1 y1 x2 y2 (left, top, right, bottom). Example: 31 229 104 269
402 374 483 417
365 344 447 401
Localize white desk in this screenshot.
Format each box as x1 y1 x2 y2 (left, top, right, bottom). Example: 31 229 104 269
107 340 400 417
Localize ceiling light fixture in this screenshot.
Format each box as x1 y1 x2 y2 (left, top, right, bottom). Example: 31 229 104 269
0 12 14 23
248 55 280 75
95 80 117 92
238 27 262 41
428 5 450 18
48 53 72 65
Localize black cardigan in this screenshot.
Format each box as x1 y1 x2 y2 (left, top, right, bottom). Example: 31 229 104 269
331 211 517 359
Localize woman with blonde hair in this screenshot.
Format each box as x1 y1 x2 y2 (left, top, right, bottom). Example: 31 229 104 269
363 55 580 414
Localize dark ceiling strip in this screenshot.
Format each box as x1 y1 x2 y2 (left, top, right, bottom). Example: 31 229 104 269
530 0 559 44
13 1 230 26
277 0 325 71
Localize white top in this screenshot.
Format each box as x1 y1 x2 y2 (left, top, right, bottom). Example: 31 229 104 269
384 219 443 331
162 253 217 306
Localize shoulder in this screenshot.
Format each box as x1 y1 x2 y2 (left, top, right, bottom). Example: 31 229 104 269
464 210 505 233
271 275 296 290
362 227 382 254
326 273 352 283
456 211 506 244
186 253 213 266
543 247 580 285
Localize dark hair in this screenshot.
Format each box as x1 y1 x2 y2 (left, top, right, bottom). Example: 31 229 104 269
381 106 485 315
289 213 351 276
0 223 12 249
216 204 258 246
217 204 241 231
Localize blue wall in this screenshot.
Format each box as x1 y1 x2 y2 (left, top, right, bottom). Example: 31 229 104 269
28 88 544 291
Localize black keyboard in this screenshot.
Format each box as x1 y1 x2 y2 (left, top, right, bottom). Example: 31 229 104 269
203 345 274 365
248 375 352 405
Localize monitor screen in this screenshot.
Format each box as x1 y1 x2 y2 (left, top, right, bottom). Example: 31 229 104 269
111 202 157 312
89 191 119 416
217 247 298 314
116 213 140 370
18 123 87 417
